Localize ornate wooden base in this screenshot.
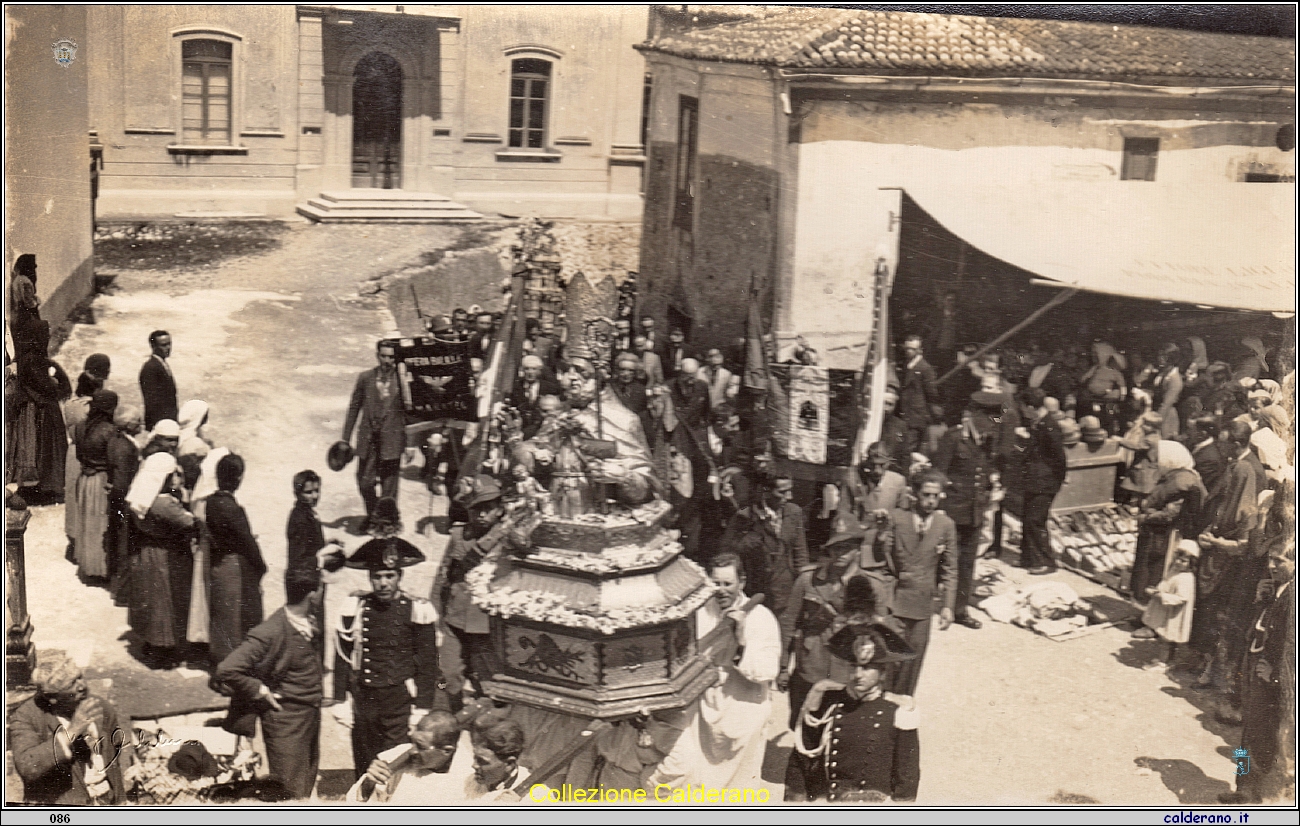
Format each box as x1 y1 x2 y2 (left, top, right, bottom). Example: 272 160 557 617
483 653 716 719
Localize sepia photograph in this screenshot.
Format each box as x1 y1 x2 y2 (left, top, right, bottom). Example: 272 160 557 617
3 2 1296 817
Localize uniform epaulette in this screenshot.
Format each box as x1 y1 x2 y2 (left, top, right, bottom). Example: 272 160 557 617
406 595 438 624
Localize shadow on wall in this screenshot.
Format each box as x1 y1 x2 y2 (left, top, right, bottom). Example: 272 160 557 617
1134 757 1233 804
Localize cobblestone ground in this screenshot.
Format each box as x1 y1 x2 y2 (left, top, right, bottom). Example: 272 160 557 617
16 220 1244 806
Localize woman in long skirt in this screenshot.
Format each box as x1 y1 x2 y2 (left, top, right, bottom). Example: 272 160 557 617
63 370 104 546
206 455 265 663
7 321 71 501
206 453 266 664
107 405 143 606
1130 440 1206 605
184 445 228 651
71 390 119 580
126 452 197 668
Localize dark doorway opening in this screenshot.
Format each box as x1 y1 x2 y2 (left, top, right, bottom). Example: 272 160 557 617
352 52 402 189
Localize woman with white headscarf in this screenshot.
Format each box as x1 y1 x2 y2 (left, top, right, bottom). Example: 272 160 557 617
126 452 197 669
183 446 229 649
177 399 211 446
1251 403 1293 481
1130 440 1206 606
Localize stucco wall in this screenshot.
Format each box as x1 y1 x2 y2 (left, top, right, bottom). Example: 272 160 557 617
6 5 93 334
90 5 301 219
790 94 1295 368
450 5 648 218
638 55 785 355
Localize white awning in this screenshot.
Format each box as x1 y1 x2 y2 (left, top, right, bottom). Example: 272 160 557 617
901 182 1296 313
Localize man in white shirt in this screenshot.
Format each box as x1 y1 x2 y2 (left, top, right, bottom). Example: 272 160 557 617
699 552 781 787
347 711 474 804
702 348 739 409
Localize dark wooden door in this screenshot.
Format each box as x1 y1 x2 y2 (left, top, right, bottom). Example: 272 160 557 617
352 52 402 189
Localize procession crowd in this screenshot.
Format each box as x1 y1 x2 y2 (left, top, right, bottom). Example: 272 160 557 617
5 254 1295 806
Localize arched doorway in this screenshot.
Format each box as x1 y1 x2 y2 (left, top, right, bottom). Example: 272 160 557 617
351 52 402 189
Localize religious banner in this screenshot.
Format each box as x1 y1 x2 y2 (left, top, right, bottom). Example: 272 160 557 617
386 336 476 422
769 365 858 466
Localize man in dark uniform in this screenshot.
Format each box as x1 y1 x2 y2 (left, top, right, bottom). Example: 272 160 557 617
786 617 920 802
337 528 447 778
1017 386 1067 574
931 395 1000 629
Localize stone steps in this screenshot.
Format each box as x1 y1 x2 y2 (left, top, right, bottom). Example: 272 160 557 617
297 190 482 222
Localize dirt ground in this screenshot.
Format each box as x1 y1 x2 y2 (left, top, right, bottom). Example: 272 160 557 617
15 219 1246 806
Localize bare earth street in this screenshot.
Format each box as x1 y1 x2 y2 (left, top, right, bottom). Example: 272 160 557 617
24 222 1243 805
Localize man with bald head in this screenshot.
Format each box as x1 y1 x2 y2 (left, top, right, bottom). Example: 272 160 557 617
11 653 133 805
510 354 561 440
347 711 473 803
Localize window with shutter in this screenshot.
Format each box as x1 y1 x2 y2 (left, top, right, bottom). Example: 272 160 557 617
181 40 233 145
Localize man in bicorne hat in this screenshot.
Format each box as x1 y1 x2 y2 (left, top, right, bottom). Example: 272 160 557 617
337 501 448 778
786 618 920 803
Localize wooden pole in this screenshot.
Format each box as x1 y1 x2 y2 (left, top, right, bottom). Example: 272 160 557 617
935 288 1079 387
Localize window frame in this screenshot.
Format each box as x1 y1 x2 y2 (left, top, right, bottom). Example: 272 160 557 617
1120 137 1159 182
169 26 244 151
507 58 552 150
672 95 699 232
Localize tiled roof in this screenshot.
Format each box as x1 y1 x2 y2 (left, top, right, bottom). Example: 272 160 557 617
643 7 1296 83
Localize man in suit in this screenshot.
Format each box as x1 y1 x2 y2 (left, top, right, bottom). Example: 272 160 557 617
876 469 958 695
931 400 998 629
701 348 739 409
10 652 132 805
467 311 495 371
721 474 810 617
1189 415 1228 495
897 335 940 457
668 357 713 561
214 566 326 800
1017 386 1067 574
509 355 561 440
343 340 409 521
608 352 651 436
661 328 689 380
635 335 665 387
639 315 661 355
138 329 178 430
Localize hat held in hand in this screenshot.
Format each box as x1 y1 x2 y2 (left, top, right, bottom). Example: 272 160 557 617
328 440 354 472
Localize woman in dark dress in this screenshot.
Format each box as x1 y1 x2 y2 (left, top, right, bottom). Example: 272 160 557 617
126 452 197 668
206 454 267 664
1130 440 1206 606
72 390 119 581
7 321 71 501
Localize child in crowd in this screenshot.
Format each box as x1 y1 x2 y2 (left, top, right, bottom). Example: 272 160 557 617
1133 539 1199 671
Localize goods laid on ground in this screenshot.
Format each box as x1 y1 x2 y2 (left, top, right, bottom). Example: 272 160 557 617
979 580 1111 640
1049 505 1139 590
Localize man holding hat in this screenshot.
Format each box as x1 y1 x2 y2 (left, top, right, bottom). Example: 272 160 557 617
437 475 510 695
786 617 920 802
342 340 410 525
336 500 446 777
11 652 134 805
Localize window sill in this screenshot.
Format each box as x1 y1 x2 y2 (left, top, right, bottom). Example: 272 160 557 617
167 144 249 155
495 149 562 163
463 133 503 143
609 154 647 166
